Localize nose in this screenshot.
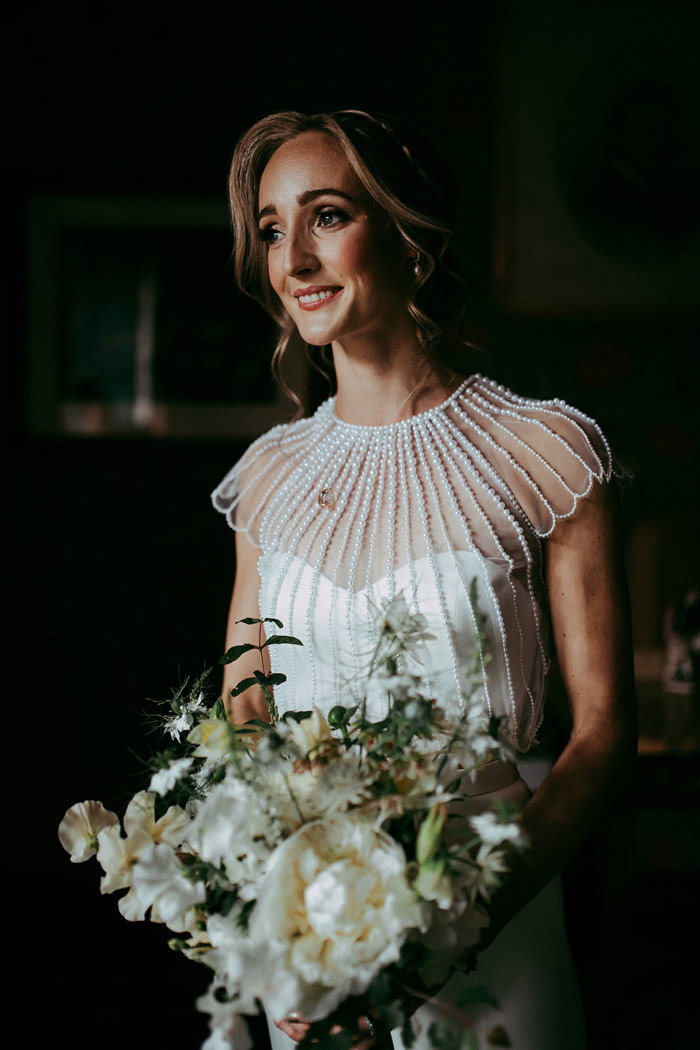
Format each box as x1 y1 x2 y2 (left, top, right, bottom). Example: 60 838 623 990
282 227 317 277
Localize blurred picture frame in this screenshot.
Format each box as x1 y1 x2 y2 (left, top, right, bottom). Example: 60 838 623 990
493 0 700 318
27 196 302 437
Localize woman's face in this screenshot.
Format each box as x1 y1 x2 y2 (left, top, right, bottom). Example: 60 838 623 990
257 131 413 351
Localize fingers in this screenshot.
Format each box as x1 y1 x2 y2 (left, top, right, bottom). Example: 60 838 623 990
274 1014 310 1043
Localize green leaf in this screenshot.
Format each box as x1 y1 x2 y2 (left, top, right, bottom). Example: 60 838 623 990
220 643 257 665
235 616 265 625
238 718 270 732
253 670 287 686
230 676 259 696
281 710 313 724
261 616 284 628
262 634 303 648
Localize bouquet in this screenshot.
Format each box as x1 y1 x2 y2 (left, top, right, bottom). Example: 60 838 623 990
59 594 526 1049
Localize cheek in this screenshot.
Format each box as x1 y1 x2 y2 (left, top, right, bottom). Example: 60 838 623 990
331 233 380 283
267 251 284 295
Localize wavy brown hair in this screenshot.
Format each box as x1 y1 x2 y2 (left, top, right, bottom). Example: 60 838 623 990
228 109 475 414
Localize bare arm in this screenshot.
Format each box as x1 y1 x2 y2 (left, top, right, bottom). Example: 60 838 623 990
221 529 272 724
485 479 638 938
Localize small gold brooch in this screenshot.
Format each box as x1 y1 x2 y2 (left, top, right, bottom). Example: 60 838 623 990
318 488 336 508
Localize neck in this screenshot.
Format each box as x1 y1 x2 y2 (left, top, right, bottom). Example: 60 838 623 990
330 331 459 426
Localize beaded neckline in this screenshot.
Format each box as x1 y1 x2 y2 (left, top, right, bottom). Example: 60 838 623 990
327 374 479 432
212 374 615 750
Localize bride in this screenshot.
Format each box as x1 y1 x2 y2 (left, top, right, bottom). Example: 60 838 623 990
211 110 637 1049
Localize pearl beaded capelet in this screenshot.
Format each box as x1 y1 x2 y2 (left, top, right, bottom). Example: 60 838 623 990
212 375 614 752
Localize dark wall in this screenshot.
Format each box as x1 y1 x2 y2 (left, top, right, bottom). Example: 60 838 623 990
5 2 699 1048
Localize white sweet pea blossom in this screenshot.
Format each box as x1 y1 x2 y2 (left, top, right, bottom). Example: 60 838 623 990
148 757 194 796
97 824 152 892
58 800 119 863
130 841 206 929
123 790 190 847
237 814 427 1022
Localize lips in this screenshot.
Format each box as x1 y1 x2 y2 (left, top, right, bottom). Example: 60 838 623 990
294 286 342 310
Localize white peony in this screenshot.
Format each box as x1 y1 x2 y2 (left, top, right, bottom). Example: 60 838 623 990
238 814 427 1022
58 800 119 863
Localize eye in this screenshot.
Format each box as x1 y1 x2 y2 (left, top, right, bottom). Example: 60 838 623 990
315 206 348 229
259 224 283 245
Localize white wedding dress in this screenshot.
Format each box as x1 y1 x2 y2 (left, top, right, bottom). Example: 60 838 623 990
212 375 614 1049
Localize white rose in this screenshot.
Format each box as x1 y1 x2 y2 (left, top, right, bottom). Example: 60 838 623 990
241 814 427 1022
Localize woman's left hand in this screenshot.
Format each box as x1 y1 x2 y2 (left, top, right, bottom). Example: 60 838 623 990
274 1012 387 1046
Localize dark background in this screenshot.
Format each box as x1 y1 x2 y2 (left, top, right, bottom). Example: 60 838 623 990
4 1 699 1048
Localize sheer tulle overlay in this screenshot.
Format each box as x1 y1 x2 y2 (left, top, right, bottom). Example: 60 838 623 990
213 375 613 750
213 375 604 1048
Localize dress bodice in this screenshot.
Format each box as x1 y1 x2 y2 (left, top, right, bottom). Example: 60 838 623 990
212 375 614 750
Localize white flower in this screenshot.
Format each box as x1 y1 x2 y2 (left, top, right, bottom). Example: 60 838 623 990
285 708 334 755
461 844 510 904
165 692 207 742
123 790 190 847
258 765 328 831
374 668 425 699
317 758 372 813
197 979 253 1050
377 594 435 646
469 810 526 849
188 775 278 895
58 800 119 863
188 718 231 761
238 814 427 1022
202 910 251 987
413 859 454 910
96 823 151 893
130 842 206 929
417 894 489 987
148 757 194 796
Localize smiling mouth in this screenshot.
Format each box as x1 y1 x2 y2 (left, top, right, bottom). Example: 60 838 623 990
295 288 342 310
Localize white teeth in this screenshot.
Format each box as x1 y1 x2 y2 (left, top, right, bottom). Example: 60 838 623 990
298 289 337 305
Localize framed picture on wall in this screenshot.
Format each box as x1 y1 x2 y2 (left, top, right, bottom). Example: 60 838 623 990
493 0 700 318
27 196 303 437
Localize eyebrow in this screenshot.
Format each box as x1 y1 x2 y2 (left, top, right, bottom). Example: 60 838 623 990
258 188 356 222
